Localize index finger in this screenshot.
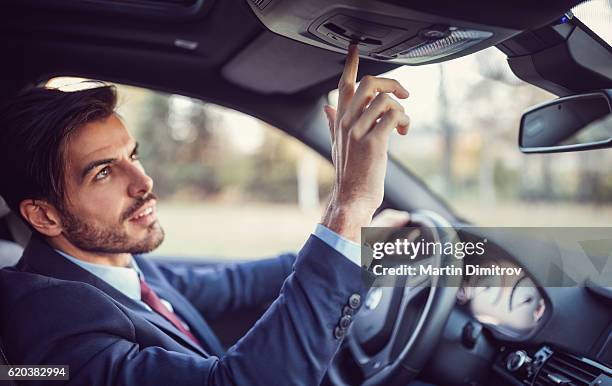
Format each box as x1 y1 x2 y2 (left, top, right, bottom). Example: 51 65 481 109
337 45 359 115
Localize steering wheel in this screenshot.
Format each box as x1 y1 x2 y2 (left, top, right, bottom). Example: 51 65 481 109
326 210 461 386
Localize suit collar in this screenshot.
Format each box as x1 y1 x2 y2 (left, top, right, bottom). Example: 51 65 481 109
19 235 209 356
54 247 142 301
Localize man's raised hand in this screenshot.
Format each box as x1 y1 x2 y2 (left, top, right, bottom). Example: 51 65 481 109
322 45 410 242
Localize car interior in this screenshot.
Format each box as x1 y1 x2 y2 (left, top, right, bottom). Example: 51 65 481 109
1 0 611 385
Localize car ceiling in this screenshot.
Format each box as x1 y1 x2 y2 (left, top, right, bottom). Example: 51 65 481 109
1 0 395 105
0 0 586 135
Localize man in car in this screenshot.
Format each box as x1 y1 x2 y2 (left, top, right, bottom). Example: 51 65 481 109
0 46 412 385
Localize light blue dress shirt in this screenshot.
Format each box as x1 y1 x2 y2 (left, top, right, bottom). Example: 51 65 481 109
56 249 143 300
313 224 361 266
55 249 180 314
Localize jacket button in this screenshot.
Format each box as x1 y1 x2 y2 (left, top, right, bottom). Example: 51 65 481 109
339 315 352 329
342 305 354 316
334 326 346 340
348 294 361 309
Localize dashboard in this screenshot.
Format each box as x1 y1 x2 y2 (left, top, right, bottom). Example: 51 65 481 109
419 226 612 386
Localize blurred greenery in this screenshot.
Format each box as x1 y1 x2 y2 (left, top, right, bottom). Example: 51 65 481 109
385 47 612 218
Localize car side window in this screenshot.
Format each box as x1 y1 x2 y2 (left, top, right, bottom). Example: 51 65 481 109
47 78 334 261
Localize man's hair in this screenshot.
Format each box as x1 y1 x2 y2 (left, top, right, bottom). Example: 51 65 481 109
0 84 117 213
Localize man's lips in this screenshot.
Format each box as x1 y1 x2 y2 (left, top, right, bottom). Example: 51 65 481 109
128 200 157 224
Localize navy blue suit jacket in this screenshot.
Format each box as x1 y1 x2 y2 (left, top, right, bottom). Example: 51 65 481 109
0 234 368 385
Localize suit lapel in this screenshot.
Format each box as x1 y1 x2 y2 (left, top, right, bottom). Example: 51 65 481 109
18 236 208 357
135 257 226 356
127 299 209 356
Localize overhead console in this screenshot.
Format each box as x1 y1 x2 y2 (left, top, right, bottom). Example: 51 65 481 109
245 0 520 65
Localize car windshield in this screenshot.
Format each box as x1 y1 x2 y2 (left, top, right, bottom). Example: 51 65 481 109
377 41 612 226
572 0 612 43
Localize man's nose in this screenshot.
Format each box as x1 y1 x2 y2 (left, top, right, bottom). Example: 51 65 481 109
127 164 154 198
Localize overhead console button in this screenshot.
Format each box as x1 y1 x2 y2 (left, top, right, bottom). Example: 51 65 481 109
310 12 424 54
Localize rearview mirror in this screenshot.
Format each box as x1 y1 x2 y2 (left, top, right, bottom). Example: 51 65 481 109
519 91 612 153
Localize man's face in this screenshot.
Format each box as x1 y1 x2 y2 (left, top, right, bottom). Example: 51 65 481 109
60 113 164 254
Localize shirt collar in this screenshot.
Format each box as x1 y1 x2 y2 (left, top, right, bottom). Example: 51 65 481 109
54 249 143 301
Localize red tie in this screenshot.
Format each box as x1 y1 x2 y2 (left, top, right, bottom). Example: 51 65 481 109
139 277 202 348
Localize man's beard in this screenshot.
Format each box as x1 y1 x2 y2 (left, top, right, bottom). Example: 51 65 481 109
60 194 165 255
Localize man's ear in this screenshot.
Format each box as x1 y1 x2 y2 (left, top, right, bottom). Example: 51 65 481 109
19 199 63 237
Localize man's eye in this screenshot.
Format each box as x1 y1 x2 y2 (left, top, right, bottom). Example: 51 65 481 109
130 152 140 161
94 167 111 181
